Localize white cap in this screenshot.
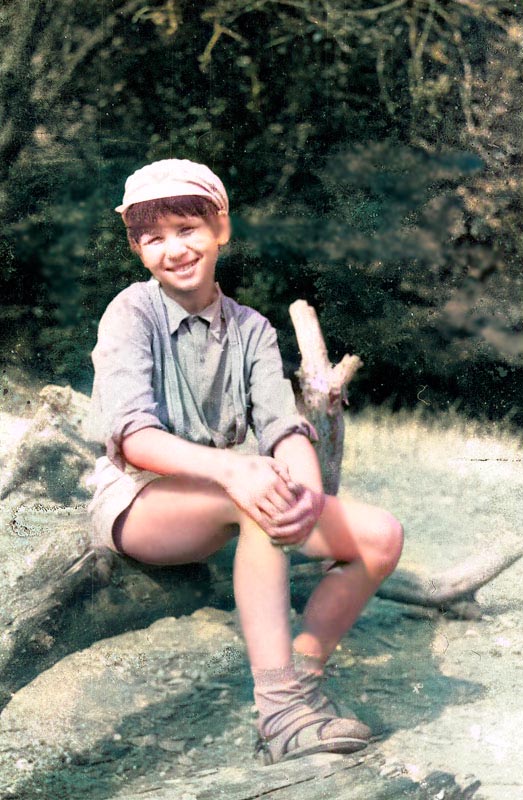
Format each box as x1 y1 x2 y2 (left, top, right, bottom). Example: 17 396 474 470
116 158 229 214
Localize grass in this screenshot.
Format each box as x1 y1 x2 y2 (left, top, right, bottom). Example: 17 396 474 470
340 407 522 586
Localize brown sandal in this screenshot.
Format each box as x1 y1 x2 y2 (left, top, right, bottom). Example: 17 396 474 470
254 703 369 765
296 670 372 741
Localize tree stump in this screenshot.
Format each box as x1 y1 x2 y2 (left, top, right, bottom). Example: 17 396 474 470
289 299 362 494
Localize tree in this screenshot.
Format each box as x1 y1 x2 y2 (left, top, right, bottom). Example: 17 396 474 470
1 0 522 419
180 0 523 420
0 0 151 378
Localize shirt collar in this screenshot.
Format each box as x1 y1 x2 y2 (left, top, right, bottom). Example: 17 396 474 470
161 283 223 341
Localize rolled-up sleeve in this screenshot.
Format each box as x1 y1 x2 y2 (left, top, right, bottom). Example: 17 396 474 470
88 293 167 469
248 320 317 455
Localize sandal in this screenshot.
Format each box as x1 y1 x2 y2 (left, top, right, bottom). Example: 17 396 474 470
297 670 372 741
254 703 369 765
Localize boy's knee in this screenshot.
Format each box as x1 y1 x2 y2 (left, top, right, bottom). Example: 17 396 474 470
370 513 404 581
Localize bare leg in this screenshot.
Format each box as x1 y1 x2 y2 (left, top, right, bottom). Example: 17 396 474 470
114 476 292 668
233 514 293 669
294 496 404 662
115 477 377 757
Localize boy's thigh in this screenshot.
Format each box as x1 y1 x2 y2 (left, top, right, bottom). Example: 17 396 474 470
300 495 399 563
114 475 240 565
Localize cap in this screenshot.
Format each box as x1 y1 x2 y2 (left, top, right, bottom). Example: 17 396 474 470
115 158 229 214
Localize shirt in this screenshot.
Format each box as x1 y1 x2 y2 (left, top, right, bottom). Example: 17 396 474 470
87 279 316 470
162 288 236 444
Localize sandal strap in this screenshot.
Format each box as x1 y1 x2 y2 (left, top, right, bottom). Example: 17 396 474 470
262 706 334 744
258 703 342 763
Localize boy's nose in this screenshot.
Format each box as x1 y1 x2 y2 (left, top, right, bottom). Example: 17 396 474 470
165 236 186 259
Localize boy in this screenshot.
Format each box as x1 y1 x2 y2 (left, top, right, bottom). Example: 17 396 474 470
88 158 403 764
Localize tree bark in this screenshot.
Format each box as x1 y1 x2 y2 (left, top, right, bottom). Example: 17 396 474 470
289 299 362 495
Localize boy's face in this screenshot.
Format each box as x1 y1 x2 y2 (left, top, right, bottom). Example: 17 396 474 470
135 213 230 312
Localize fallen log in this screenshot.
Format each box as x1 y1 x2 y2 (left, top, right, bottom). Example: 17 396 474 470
1 303 521 706
105 752 481 800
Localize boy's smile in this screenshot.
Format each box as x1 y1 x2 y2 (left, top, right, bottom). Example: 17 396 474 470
136 213 230 312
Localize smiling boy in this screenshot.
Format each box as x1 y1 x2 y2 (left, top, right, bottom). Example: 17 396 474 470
87 159 403 764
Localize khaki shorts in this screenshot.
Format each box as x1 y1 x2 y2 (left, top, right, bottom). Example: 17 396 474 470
87 456 161 551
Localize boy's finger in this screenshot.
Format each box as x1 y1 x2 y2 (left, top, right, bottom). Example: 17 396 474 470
270 502 310 527
271 461 291 480
271 464 302 494
257 496 286 518
268 503 315 533
272 524 313 549
272 491 315 525
272 480 298 506
266 492 293 514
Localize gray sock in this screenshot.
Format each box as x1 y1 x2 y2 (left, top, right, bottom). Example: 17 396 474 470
252 665 305 737
293 651 328 709
252 664 369 743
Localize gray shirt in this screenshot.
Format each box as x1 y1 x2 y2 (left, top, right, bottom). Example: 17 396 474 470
163 288 237 445
88 279 315 471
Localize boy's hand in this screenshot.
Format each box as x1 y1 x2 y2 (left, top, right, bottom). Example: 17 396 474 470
263 486 325 546
221 454 299 534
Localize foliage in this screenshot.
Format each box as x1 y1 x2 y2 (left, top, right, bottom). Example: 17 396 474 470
0 0 521 419
233 139 522 418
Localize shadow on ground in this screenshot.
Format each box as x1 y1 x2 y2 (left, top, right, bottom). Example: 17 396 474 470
0 586 485 800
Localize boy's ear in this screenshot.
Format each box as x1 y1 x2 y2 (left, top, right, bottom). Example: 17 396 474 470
216 214 231 246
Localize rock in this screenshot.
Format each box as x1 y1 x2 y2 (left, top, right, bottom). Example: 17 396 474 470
158 738 186 753
106 753 481 800
0 382 95 503
129 734 158 748
0 609 242 793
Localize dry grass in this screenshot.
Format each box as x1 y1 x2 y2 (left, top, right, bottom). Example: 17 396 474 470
340 407 522 592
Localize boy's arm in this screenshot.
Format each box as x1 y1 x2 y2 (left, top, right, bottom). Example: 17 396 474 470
122 428 308 544
247 318 316 456
246 317 324 541
269 433 326 544
89 290 168 470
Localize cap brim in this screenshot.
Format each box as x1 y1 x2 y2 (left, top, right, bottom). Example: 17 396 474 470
114 184 226 215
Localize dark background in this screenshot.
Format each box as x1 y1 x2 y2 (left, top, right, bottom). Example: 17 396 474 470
1 0 522 423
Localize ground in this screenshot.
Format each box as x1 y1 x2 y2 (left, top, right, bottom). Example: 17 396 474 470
0 372 521 799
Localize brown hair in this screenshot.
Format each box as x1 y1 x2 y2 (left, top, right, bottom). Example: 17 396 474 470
124 195 221 251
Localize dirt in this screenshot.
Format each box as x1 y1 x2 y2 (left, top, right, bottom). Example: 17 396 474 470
0 581 521 799
0 373 521 798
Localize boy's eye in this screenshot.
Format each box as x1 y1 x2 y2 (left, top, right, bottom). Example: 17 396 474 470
142 235 163 245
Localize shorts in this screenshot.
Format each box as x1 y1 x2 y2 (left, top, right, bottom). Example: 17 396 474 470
87 456 161 551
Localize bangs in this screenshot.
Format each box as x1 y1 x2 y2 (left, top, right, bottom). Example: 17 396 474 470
124 196 219 242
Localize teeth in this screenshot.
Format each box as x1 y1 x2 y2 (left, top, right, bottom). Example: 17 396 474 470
170 260 196 274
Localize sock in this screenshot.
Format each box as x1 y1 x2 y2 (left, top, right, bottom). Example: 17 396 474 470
251 664 367 743
252 665 305 737
293 650 328 709
293 649 369 737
